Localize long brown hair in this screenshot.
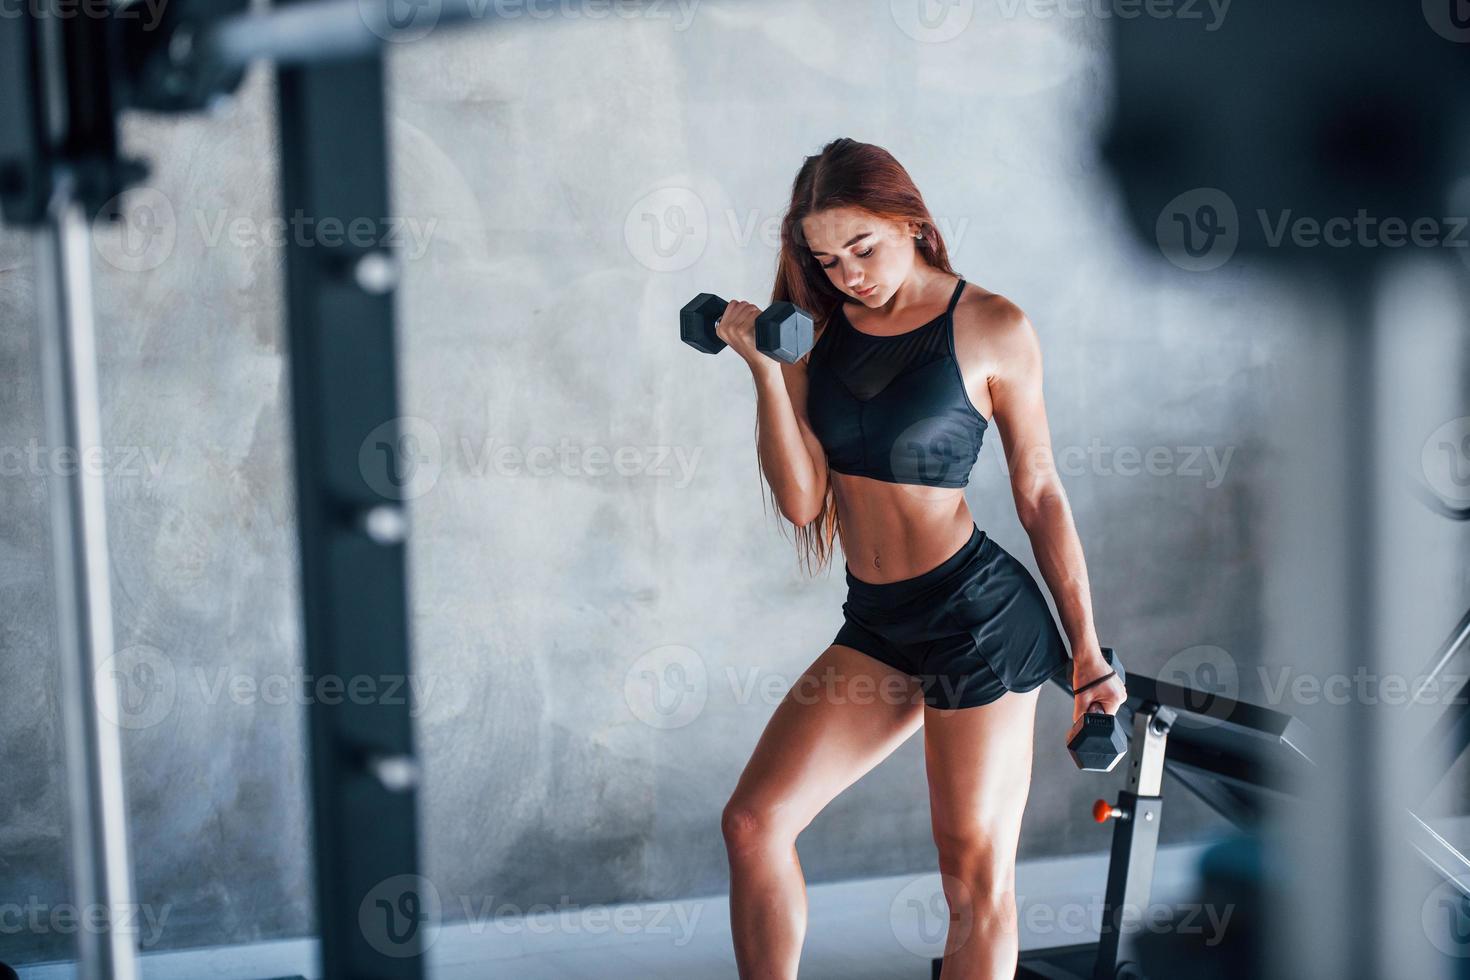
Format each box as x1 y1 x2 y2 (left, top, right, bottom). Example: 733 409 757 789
762 137 959 575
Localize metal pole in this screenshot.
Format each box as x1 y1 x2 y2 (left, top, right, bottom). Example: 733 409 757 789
275 47 424 978
1275 268 1448 980
33 174 139 980
178 0 640 91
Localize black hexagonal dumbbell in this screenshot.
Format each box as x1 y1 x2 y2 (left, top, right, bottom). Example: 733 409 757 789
680 293 815 364
1066 646 1129 773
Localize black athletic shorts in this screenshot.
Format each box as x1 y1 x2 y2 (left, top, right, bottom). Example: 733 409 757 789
833 524 1072 710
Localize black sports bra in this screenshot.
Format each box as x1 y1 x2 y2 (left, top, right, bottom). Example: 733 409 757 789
806 278 989 488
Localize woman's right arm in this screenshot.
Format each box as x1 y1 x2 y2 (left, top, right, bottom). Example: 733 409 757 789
716 301 829 527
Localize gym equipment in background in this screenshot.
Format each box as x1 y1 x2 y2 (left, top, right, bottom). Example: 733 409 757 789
950 566 1470 980
1101 6 1470 977
0 0 520 976
933 665 1317 980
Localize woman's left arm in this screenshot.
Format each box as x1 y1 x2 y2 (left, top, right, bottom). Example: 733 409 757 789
979 300 1127 725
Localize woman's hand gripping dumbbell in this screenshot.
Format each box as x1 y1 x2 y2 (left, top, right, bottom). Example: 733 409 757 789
679 294 816 365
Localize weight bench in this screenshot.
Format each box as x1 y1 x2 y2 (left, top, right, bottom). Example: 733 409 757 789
931 666 1315 980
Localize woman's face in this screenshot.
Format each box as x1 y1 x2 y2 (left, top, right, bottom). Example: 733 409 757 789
800 207 920 307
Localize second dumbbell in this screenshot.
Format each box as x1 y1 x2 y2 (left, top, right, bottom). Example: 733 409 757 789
680 294 816 364
1066 646 1129 773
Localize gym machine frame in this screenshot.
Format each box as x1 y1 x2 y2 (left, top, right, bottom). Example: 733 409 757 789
1406 499 1470 905
0 0 540 976
929 583 1470 980
1011 699 1177 980
930 670 1314 980
1102 6 1470 976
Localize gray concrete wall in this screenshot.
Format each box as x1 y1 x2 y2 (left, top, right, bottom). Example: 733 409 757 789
4 0 1465 966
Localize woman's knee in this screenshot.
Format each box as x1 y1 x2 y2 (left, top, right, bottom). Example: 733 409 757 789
721 799 798 856
933 825 1018 905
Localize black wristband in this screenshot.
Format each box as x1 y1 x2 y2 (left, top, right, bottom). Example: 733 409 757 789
1073 669 1116 696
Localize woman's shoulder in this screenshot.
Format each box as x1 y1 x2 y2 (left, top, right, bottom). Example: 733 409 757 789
953 281 1035 349
951 281 1042 391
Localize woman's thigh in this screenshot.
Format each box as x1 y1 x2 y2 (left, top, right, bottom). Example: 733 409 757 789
924 687 1043 854
725 644 926 839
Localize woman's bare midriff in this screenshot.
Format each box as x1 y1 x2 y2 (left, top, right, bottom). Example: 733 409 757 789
830 470 977 585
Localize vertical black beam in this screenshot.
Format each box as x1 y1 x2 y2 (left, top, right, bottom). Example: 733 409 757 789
275 52 424 980
0 11 47 225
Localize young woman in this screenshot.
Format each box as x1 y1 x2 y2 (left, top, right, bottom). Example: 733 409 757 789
717 138 1128 979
